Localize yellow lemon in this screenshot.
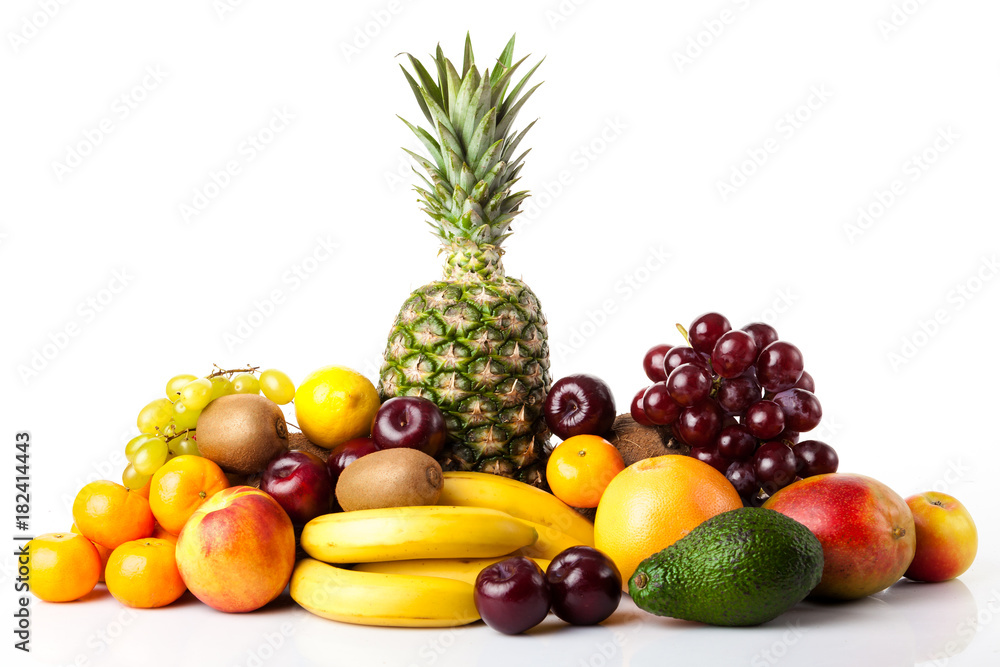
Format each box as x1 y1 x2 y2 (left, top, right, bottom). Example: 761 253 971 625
294 366 380 448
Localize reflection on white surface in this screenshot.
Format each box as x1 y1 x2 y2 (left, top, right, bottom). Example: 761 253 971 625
26 571 1000 667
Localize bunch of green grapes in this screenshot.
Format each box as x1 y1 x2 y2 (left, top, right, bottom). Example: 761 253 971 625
122 366 296 490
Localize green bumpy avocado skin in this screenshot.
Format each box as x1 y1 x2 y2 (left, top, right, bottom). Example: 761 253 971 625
628 507 824 626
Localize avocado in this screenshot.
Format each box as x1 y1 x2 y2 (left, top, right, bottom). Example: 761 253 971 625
628 507 823 626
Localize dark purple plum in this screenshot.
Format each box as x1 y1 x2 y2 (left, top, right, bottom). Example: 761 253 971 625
544 374 616 439
545 546 621 626
371 396 446 456
475 557 551 635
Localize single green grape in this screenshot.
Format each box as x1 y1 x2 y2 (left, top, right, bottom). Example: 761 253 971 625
260 369 295 404
172 401 201 431
122 464 151 490
125 434 158 462
232 373 260 395
133 439 169 476
137 398 174 434
209 376 234 400
170 436 200 457
165 374 198 402
180 377 213 411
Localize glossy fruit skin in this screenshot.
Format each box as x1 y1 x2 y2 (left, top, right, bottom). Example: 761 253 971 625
326 437 380 488
753 441 797 493
763 473 916 600
793 440 839 477
755 341 805 393
544 374 616 440
665 364 711 407
676 401 722 447
474 557 551 634
711 330 758 378
904 492 978 582
261 451 334 526
630 388 654 426
642 344 673 382
741 323 778 358
546 435 625 509
773 389 822 432
745 400 786 439
717 375 761 414
688 313 732 354
716 425 756 461
371 396 447 457
663 346 707 376
546 546 621 625
642 383 682 425
690 447 729 475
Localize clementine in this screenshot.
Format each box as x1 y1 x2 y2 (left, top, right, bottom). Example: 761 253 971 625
105 538 186 608
72 480 155 551
149 455 229 535
546 435 625 508
27 533 102 602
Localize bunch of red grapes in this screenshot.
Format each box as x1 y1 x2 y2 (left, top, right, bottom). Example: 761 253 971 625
631 312 839 505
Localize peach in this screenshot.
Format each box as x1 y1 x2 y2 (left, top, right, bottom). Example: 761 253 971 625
904 492 977 583
763 473 915 600
176 486 295 612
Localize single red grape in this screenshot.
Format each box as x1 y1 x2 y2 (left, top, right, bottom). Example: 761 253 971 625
741 322 778 360
794 440 839 477
711 330 757 378
689 312 732 355
755 341 804 393
676 400 722 448
745 400 786 440
773 388 822 432
642 344 673 382
666 363 711 407
716 424 757 461
630 387 654 426
642 383 682 425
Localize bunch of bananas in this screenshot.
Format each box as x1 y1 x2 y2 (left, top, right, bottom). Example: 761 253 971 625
291 471 595 627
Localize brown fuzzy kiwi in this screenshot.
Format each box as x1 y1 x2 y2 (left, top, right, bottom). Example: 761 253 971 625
336 448 443 511
196 394 288 475
606 413 688 467
287 431 330 462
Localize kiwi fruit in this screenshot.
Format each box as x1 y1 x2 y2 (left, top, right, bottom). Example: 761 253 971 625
336 448 443 511
196 394 288 474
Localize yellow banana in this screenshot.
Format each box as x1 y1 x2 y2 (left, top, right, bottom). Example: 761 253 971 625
513 519 587 560
438 471 595 547
290 558 480 627
300 505 537 563
354 557 552 586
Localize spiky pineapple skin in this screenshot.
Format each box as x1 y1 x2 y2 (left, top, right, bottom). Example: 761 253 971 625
379 276 551 486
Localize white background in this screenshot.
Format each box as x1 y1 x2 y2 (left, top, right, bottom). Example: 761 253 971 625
2 1 999 665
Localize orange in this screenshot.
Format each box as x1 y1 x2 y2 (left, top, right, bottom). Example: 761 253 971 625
546 435 626 508
152 523 178 545
105 538 186 608
26 533 102 602
149 455 229 535
594 455 742 587
72 480 155 551
71 523 112 582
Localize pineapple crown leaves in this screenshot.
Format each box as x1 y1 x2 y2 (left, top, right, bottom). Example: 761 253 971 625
399 33 543 247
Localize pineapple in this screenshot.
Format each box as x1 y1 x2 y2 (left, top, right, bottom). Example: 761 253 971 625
379 35 551 486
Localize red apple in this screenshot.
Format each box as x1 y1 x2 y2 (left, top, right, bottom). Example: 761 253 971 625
763 473 915 600
904 492 977 583
261 450 333 525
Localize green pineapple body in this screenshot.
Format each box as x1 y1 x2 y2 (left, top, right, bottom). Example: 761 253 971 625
379 35 551 486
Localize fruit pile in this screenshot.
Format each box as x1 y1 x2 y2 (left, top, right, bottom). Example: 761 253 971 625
23 32 982 643
631 313 838 505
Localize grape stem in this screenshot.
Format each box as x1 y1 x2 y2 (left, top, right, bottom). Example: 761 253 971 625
208 365 260 378
675 323 691 346
165 429 194 443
